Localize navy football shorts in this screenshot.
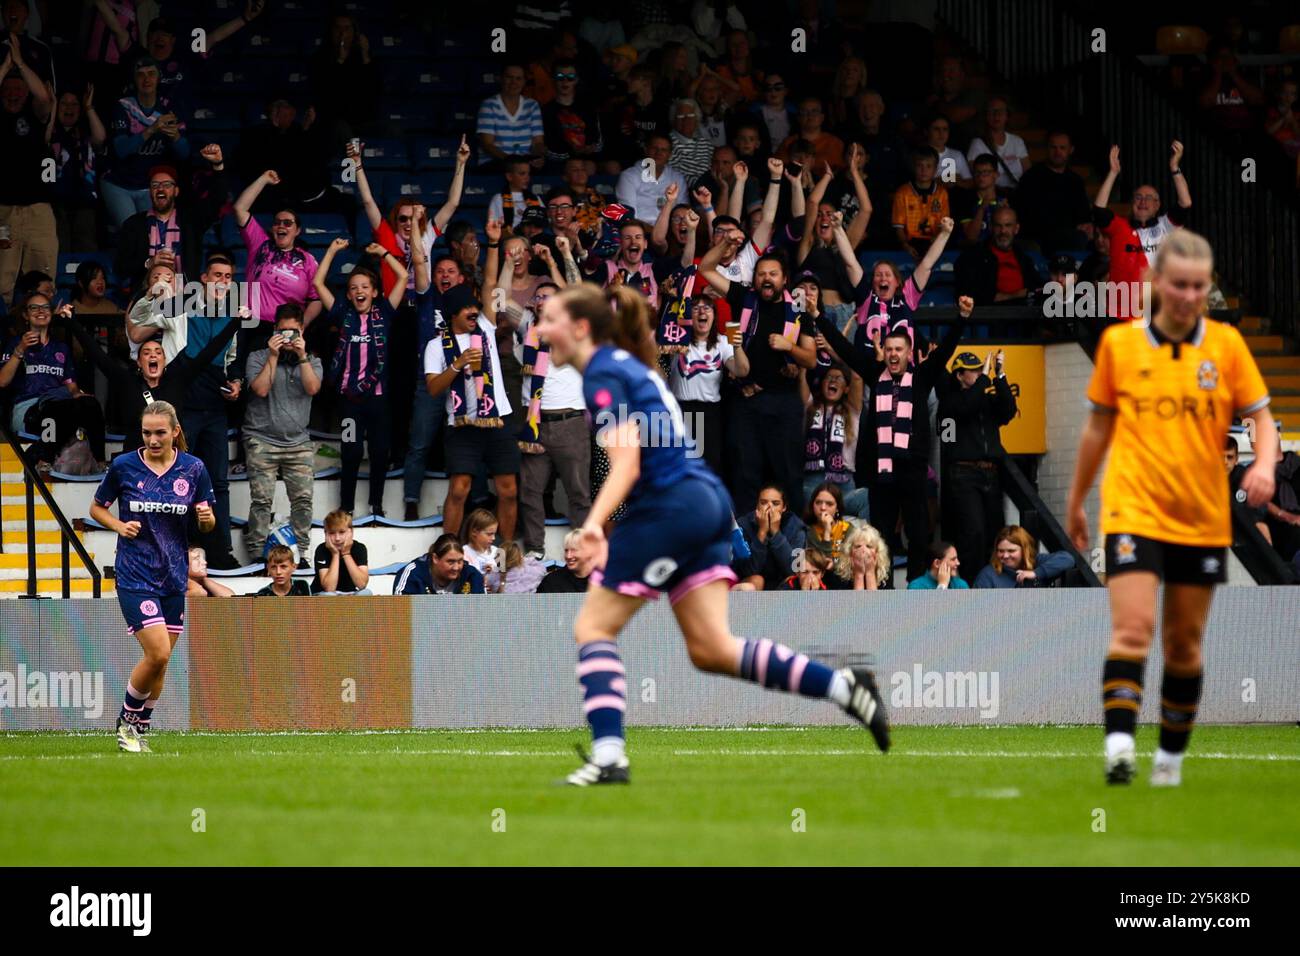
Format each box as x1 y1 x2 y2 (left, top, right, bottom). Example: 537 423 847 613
593 473 738 603
117 589 186 635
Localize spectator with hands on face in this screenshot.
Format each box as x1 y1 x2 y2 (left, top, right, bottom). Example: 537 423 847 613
732 483 807 591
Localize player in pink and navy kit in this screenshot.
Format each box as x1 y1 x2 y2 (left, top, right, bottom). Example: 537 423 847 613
90 401 214 753
537 284 891 786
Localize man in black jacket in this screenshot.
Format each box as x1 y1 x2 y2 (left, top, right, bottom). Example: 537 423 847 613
937 349 1018 583
113 144 228 296
954 206 1043 307
817 295 973 581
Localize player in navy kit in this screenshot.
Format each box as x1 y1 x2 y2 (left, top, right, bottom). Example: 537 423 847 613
537 285 890 786
90 401 215 753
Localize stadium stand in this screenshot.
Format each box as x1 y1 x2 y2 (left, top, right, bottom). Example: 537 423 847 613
1 0 1297 598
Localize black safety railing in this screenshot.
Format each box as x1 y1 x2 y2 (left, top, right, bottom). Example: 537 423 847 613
0 422 102 599
1230 502 1297 585
936 0 1300 339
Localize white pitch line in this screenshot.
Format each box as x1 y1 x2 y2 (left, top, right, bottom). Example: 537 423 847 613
1 748 1296 762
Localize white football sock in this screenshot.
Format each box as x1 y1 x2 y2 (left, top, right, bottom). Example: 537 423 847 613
828 670 852 707
592 736 626 767
1154 748 1184 768
1105 732 1136 758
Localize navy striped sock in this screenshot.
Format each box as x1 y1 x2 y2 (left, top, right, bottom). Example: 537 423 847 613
119 683 147 727
738 639 835 698
577 641 626 764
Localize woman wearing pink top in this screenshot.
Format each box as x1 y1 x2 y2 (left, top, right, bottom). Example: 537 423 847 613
232 169 323 360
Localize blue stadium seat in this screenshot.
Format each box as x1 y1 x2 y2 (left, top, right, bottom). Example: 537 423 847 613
410 136 462 171
431 29 482 58
377 99 436 132
391 176 450 207
359 139 409 171
299 214 350 246
460 175 498 208
189 97 245 133
218 216 243 249
56 252 116 289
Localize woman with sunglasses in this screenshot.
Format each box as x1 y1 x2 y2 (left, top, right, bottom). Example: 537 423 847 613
232 169 323 353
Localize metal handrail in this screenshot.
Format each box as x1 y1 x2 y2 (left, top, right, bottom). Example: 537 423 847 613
0 422 102 599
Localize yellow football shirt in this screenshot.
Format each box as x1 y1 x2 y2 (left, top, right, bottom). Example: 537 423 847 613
1087 318 1270 547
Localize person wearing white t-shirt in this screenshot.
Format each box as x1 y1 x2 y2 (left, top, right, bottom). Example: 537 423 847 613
924 115 972 187
966 96 1030 189
509 283 592 559
668 295 749 479
424 284 519 544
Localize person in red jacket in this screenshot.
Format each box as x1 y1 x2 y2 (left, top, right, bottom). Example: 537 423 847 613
1091 141 1193 320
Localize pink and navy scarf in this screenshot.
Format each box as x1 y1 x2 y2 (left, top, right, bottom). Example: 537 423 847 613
148 210 182 277
656 265 696 354
442 323 502 427
518 321 549 453
737 287 800 375
874 367 913 480
806 404 852 483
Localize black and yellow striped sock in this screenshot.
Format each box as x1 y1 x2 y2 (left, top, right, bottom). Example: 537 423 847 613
1102 657 1145 736
1158 669 1203 754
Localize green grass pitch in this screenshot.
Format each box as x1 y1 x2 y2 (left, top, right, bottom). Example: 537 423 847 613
2 725 1297 866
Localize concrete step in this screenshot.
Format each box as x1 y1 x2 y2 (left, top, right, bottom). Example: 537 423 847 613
0 552 97 569
1256 355 1300 371
1264 373 1300 392
1244 334 1285 352
1240 315 1265 333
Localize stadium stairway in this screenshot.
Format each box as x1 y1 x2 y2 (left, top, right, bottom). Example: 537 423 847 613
1239 317 1300 446
0 443 114 596
0 433 573 598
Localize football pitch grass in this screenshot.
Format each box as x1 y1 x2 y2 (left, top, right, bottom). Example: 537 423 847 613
3 725 1297 867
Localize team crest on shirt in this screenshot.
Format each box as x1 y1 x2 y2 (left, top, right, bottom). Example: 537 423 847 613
1114 535 1137 565
173 478 190 497
140 599 159 616
1196 360 1219 391
1201 556 1221 575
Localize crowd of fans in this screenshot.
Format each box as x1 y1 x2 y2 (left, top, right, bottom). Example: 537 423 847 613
1 2 1296 590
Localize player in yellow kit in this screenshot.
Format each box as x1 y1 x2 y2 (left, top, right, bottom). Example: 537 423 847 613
1067 229 1277 787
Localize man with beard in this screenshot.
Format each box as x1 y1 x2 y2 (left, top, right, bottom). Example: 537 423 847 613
114 149 228 296
954 205 1043 307
817 295 974 581
701 232 818 513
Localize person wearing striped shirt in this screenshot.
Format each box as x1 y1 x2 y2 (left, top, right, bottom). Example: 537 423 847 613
668 98 714 188
476 63 545 170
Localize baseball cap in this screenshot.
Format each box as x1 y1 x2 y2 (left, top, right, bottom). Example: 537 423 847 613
952 352 983 371
133 55 160 73
520 206 547 228
148 165 180 185
794 270 822 290
1048 254 1078 274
